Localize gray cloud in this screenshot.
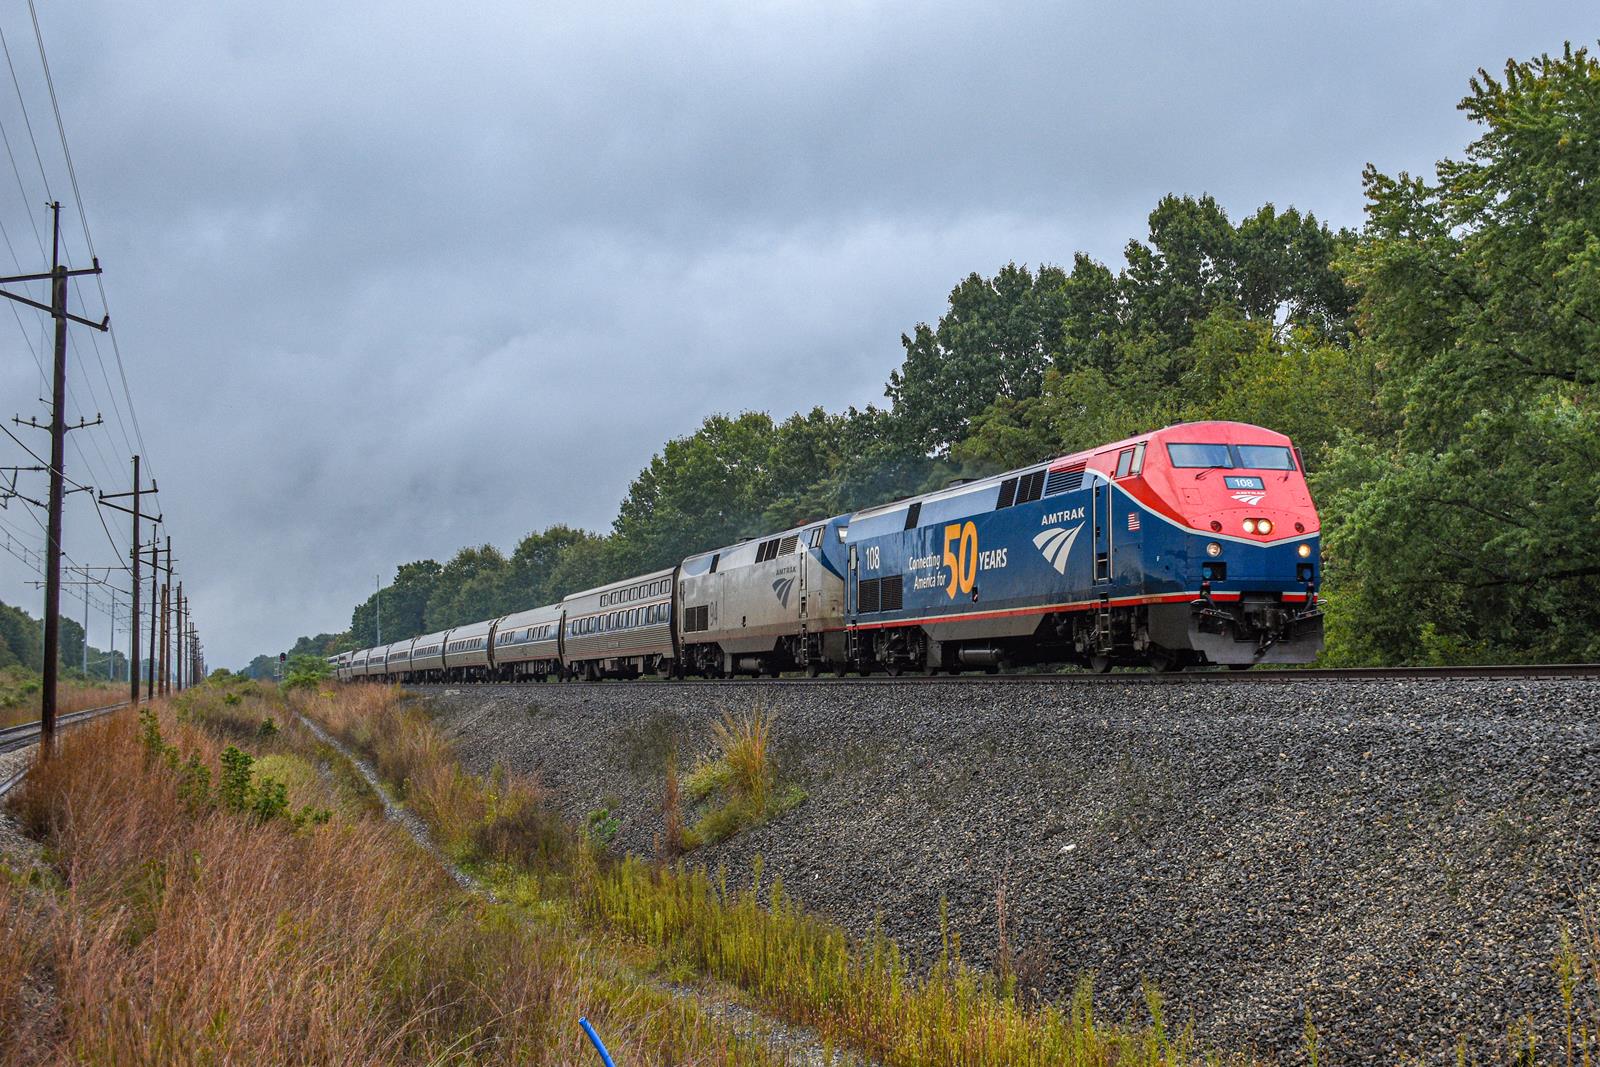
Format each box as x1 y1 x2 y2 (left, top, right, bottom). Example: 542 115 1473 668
0 0 1589 667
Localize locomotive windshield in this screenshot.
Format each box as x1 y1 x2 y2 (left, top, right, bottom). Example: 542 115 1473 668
1167 443 1296 470
1234 444 1296 469
1167 443 1233 467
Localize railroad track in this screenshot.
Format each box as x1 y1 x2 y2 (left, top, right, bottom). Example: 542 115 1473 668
399 662 1600 691
0 702 130 799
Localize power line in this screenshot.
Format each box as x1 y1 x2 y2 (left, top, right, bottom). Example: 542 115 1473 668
0 15 152 506
23 3 155 496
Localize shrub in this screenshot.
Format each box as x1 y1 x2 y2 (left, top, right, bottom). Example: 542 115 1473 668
282 653 331 692
679 705 801 847
218 746 254 811
712 706 773 812
586 807 620 847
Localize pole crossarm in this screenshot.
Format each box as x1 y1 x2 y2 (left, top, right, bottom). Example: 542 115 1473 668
1 490 47 509
0 286 107 330
0 261 102 283
14 413 103 433
97 498 161 524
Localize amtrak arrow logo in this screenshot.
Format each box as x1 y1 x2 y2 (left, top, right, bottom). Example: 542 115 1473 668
772 575 795 607
1033 523 1084 574
1231 492 1265 505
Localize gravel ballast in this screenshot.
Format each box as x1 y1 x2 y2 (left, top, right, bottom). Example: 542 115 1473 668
416 677 1600 1062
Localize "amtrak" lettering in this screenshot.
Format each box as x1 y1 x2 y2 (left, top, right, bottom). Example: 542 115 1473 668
1041 507 1084 525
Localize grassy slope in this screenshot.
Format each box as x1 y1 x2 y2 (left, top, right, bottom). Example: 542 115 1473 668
6 679 1596 1065
308 685 1246 1066
0 684 786 1065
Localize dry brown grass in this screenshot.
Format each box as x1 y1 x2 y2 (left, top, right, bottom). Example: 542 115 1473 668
298 685 566 867
0 686 784 1066
0 679 126 729
712 705 773 813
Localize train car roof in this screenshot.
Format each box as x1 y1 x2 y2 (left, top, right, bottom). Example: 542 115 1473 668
448 617 497 639
681 513 847 568
497 603 563 629
560 566 676 605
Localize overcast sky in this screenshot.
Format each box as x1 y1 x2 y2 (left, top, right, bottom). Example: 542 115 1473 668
0 1 1589 669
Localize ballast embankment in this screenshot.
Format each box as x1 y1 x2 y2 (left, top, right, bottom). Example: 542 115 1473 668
419 677 1600 1062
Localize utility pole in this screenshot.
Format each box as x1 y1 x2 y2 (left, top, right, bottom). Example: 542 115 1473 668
108 586 116 680
159 581 169 695
145 538 158 698
98 456 158 702
0 203 109 754
159 535 173 695
175 585 184 691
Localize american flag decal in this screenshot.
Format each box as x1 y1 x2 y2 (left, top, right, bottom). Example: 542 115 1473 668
1127 512 1140 531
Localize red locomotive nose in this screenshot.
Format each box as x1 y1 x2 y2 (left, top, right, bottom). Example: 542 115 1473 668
1125 422 1321 541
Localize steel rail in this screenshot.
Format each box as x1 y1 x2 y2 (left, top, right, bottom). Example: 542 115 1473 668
0 700 129 798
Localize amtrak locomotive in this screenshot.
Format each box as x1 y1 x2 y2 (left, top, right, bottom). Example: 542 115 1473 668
333 421 1323 682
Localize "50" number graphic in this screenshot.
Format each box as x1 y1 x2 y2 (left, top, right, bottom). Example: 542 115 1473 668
942 522 978 600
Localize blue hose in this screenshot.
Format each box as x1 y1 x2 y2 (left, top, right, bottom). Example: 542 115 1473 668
579 1017 617 1067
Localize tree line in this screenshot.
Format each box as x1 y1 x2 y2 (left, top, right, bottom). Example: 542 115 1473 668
252 43 1600 672
0 599 129 681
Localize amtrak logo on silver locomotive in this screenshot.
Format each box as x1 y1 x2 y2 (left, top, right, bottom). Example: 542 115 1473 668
772 575 795 607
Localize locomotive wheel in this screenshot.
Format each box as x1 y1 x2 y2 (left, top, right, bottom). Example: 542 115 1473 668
807 661 822 678
885 662 904 677
1228 663 1254 671
1089 654 1112 674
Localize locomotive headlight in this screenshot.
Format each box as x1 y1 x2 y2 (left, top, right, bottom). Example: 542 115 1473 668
1297 543 1312 558
1205 541 1222 558
1257 518 1273 535
1241 518 1257 534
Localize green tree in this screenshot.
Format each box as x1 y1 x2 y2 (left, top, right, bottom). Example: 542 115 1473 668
886 263 1069 454
761 406 939 529
917 199 1354 466
610 412 781 571
507 525 602 607
351 559 441 644
1324 42 1600 662
0 601 41 671
425 545 510 630
58 616 85 674
544 535 625 600
1122 196 1351 353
